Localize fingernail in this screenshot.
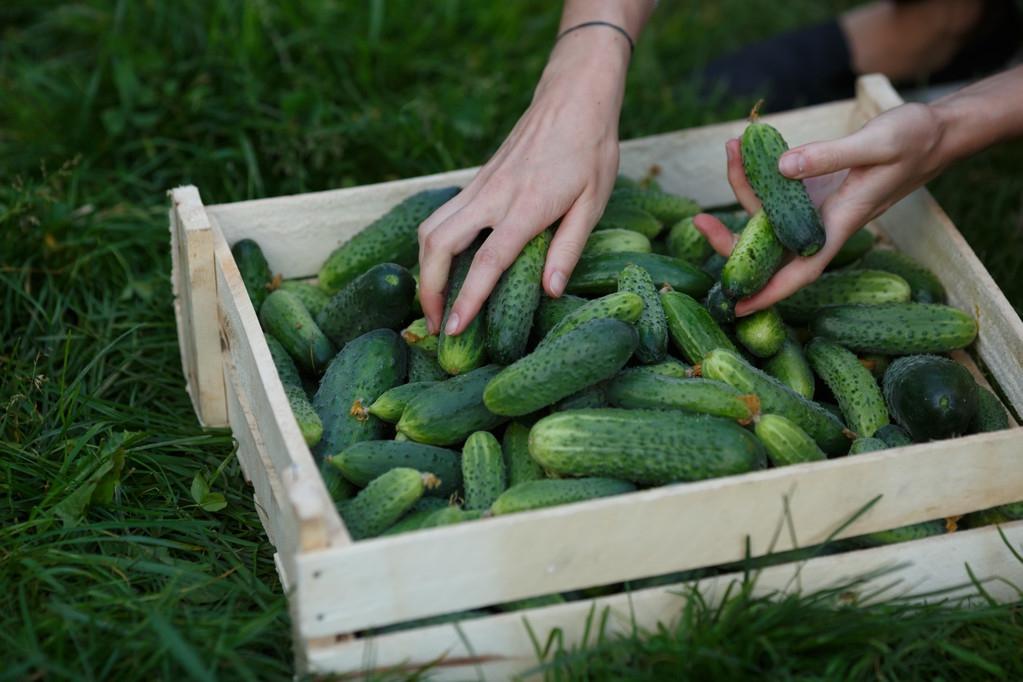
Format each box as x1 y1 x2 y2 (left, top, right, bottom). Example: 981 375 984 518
426 317 437 334
550 271 566 297
779 153 803 177
444 312 460 335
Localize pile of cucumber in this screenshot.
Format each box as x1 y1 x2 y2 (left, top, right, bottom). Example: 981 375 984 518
232 120 1015 552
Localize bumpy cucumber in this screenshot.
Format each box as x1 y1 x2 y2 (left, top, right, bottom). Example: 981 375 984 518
330 440 461 497
777 270 911 323
661 290 737 363
232 238 273 311
437 237 488 375
316 263 416 347
409 496 449 514
401 318 437 354
533 294 587 341
319 186 459 292
529 408 766 484
265 334 303 387
735 307 786 358
541 291 643 346
874 423 913 448
595 203 663 239
484 318 638 417
502 421 544 487
970 386 1010 433
706 282 737 325
568 252 713 297
665 217 714 264
858 249 946 303
641 357 694 378
486 230 550 364
339 468 437 540
397 365 508 445
829 229 875 269
379 508 441 536
462 431 507 511
806 338 888 438
407 346 447 382
763 335 815 400
618 264 668 364
741 115 826 256
266 335 323 446
702 252 728 280
260 290 335 374
701 348 850 455
608 187 700 224
721 210 784 298
754 414 825 466
812 303 978 354
849 437 887 454
278 280 330 318
849 520 945 549
490 477 636 515
367 381 440 423
552 383 609 411
312 329 406 459
883 354 978 441
606 369 759 423
583 228 652 258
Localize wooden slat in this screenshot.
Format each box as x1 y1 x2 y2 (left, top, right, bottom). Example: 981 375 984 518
302 520 1023 679
293 428 1023 637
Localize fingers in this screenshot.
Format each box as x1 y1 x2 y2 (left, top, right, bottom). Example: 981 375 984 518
725 138 761 215
692 213 739 257
779 128 897 180
544 195 601 298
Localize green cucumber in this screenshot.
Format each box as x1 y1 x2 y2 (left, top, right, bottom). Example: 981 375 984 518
595 204 663 239
806 338 888 438
661 290 737 364
232 238 273 311
502 421 545 487
777 270 911 323
380 508 444 536
701 348 850 455
278 280 330 318
849 520 945 549
319 186 459 292
486 230 550 364
702 252 728 280
874 424 913 448
462 431 507 511
484 318 638 417
665 217 714 264
265 334 303 387
741 113 826 256
339 468 437 540
397 365 508 445
883 355 979 441
490 477 636 515
721 210 784 298
529 408 766 484
409 496 449 514
763 336 815 400
533 294 588 341
583 228 652 258
367 381 440 423
552 383 609 412
642 357 694 379
438 237 488 375
618 264 668 364
857 249 946 303
401 318 437 354
829 229 875 269
735 307 786 358
812 303 978 354
606 369 759 423
540 292 644 346
970 386 1010 433
266 335 323 446
849 437 887 454
330 440 461 497
408 346 448 382
568 252 713 297
608 187 700 224
753 414 825 466
316 263 416 347
260 290 335 374
712 211 749 234
706 282 737 325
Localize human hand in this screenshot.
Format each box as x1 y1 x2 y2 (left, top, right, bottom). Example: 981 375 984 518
694 102 950 316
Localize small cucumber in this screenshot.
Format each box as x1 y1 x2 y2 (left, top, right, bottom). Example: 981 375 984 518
380 508 445 536
721 210 784 298
857 249 946 303
330 440 462 497
763 335 815 400
883 354 979 441
567 252 713 298
661 290 737 364
583 228 652 258
706 282 737 325
232 238 273 311
533 294 588 341
502 421 545 487
606 369 759 423
812 303 978 354
540 291 643 346
401 318 437 354
805 338 888 438
462 431 507 511
260 290 335 374
552 383 609 412
665 217 714 264
316 263 416 347
595 203 663 239
408 346 448 382
828 229 875 269
777 270 911 323
607 187 700 224
265 333 303 387
702 252 727 280
437 237 488 375
618 264 668 364
849 437 887 454
874 423 913 448
735 307 786 358
970 386 1010 433
753 414 825 466
367 381 440 423
486 230 550 364
278 280 330 318
339 468 437 540
267 335 324 445
397 365 508 446
490 478 636 516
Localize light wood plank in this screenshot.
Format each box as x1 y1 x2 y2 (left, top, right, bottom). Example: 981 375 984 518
293 428 1023 637
302 521 1023 679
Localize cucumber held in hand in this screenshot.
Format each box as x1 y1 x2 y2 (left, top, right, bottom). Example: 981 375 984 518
438 236 488 375
618 264 668 364
721 210 784 299
883 354 979 441
401 317 438 354
232 238 274 311
260 290 335 374
486 230 550 364
397 364 508 445
330 440 461 497
805 338 888 438
812 302 978 354
741 105 826 256
777 270 911 323
568 252 713 297
316 263 416 347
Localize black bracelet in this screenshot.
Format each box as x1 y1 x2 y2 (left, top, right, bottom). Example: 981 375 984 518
555 20 635 54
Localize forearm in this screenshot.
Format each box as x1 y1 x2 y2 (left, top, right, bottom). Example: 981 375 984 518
558 0 656 46
933 65 1023 164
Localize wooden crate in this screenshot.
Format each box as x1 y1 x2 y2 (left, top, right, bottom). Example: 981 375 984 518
169 75 1023 679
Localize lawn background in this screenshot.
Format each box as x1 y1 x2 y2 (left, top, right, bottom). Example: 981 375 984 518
2 1 1021 680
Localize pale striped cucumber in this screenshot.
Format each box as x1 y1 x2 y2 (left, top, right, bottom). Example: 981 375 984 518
606 369 759 423
763 335 815 400
607 187 700 224
618 264 668 364
462 431 507 511
721 210 783 298
661 290 737 363
330 440 461 497
367 381 439 423
665 217 714 264
849 437 887 454
502 421 544 487
753 414 825 466
540 291 643 346
858 249 946 303
583 228 652 258
735 307 786 358
805 338 888 438
812 303 978 354
401 318 437 354
486 230 550 364
437 236 487 375
339 468 438 540
397 365 508 446
777 270 911 323
490 478 636 515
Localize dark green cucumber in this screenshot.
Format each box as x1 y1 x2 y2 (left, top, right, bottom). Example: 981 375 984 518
437 237 488 375
552 382 609 412
502 421 545 487
408 346 447 382
583 228 652 258
883 354 978 441
753 414 825 466
380 508 443 536
319 186 459 292
702 252 728 280
849 520 945 549
339 468 437 540
735 307 786 358
260 290 335 374
858 249 946 303
721 210 784 298
265 334 303 387
661 290 737 364
232 238 273 311
397 365 508 445
806 338 888 438
540 292 643 346
484 318 638 417
367 381 440 423
529 408 766 484
419 506 483 530
606 369 759 423
665 217 714 264
278 280 330 318
312 329 406 459
409 496 449 514
330 440 461 497
266 335 323 446
706 282 737 325
568 252 713 297
874 423 913 448
533 294 588 341
618 264 668 364
595 203 663 239
607 187 700 224
712 211 750 234
970 386 1010 433
777 270 911 323
763 335 815 400
401 318 437 354
701 348 850 455
490 477 636 515
828 229 875 269
849 437 887 454
486 230 550 364
462 431 507 511
316 263 416 347
741 115 826 256
812 303 978 354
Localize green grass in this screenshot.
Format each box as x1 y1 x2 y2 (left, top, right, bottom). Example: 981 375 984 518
2 1 1021 680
